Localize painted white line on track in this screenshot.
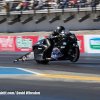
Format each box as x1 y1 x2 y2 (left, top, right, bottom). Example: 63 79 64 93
17 68 43 75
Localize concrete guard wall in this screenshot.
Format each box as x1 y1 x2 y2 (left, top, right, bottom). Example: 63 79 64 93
0 11 100 32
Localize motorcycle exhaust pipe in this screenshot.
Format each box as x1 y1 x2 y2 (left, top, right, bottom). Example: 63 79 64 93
46 58 56 61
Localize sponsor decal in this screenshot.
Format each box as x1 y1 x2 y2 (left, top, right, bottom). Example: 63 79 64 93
51 48 64 60
22 56 26 60
77 40 81 49
61 46 65 48
0 36 14 51
36 41 40 44
84 35 100 53
63 42 67 45
38 48 42 49
16 37 32 49
90 38 100 49
15 36 38 52
76 35 84 53
26 52 34 60
38 36 45 41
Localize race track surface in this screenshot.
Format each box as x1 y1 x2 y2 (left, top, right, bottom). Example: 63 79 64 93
0 53 100 100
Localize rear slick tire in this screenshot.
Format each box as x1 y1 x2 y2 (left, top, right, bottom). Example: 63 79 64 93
34 49 49 64
68 47 80 62
36 60 49 64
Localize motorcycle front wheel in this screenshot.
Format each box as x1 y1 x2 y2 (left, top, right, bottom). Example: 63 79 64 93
68 47 80 62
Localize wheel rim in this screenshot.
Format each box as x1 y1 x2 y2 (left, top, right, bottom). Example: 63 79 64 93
68 47 80 62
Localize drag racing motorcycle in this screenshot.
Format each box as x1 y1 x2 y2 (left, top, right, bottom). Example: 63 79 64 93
14 30 80 64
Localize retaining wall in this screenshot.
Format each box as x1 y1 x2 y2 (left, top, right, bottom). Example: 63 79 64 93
0 35 100 53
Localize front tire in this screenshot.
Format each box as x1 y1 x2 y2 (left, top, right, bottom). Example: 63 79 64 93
68 47 80 62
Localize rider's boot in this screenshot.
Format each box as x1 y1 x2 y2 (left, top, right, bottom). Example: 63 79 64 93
43 51 52 60
43 51 56 60
46 58 56 61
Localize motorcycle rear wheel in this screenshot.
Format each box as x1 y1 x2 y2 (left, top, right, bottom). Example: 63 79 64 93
34 49 49 64
68 47 80 62
36 60 49 64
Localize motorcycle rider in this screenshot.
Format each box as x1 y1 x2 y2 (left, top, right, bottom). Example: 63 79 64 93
43 26 65 59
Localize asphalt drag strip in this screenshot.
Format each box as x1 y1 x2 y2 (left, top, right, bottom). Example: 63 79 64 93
0 53 100 100
0 66 100 83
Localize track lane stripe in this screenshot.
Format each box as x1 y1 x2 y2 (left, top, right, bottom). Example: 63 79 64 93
31 74 100 81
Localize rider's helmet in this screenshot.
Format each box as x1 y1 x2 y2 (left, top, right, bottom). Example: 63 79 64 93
56 26 65 34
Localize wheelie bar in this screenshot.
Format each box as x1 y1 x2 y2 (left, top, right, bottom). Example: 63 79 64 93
13 51 34 63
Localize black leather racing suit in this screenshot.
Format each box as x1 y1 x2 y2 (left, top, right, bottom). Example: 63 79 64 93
43 31 59 59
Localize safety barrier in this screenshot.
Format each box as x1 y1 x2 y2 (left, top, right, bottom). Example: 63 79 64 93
0 35 99 53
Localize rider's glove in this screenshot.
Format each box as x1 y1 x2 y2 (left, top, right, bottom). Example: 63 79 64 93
54 35 62 38
58 35 62 38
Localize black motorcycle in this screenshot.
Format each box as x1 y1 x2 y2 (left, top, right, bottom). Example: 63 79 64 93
32 30 80 64
14 31 80 64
